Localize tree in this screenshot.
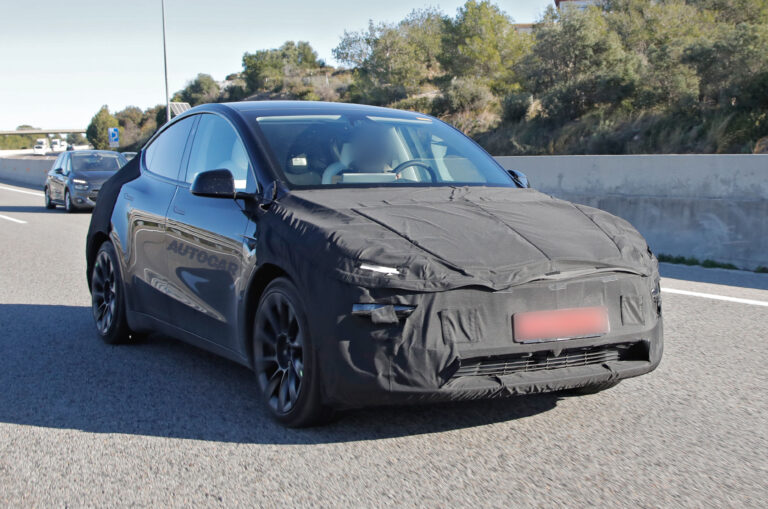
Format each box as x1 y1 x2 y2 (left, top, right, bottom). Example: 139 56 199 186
333 9 447 103
242 41 321 93
115 106 145 149
0 126 39 150
86 106 119 150
683 22 768 108
174 73 221 106
518 6 640 121
440 1 531 94
67 132 86 145
688 0 768 24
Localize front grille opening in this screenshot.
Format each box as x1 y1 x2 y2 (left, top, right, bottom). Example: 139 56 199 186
454 342 647 378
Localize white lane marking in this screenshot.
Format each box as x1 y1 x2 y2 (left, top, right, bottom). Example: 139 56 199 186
662 287 768 307
0 185 44 197
0 214 27 224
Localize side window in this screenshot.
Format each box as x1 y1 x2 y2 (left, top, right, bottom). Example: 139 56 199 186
52 154 63 171
186 114 250 189
144 116 195 180
62 154 71 175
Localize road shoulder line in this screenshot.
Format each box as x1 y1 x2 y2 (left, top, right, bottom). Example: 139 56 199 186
0 185 44 197
662 287 768 307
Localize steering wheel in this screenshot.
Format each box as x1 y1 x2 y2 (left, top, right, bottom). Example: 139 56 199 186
392 160 438 183
321 162 348 185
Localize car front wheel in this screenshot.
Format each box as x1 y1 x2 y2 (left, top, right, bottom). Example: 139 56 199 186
91 241 137 345
44 187 55 209
64 190 74 213
252 278 332 427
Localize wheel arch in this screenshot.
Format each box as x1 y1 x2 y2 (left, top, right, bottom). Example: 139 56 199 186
86 231 110 290
242 263 293 366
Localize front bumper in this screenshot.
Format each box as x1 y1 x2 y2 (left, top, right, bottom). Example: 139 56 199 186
304 271 663 409
70 187 100 208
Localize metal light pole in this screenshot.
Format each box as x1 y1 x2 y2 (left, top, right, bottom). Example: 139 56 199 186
161 0 171 123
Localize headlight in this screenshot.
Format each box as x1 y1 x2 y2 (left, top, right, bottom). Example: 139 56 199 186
72 179 88 190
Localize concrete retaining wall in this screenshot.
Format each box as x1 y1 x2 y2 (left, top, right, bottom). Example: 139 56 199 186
496 155 768 270
0 156 55 188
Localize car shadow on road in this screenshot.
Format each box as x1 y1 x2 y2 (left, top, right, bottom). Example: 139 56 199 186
0 304 559 444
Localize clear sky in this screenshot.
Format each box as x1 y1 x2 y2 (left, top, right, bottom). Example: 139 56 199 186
0 1 554 130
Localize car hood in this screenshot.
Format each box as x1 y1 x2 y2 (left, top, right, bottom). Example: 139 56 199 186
266 186 655 291
72 171 117 187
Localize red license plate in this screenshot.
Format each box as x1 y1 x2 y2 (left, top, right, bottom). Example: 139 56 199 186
513 306 610 343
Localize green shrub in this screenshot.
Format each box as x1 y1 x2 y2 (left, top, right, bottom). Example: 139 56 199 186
701 259 739 270
502 93 532 123
389 96 436 115
434 78 496 114
657 254 701 266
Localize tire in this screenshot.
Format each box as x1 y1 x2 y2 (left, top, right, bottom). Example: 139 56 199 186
252 277 333 427
64 190 75 213
91 241 137 345
564 380 621 396
44 187 55 209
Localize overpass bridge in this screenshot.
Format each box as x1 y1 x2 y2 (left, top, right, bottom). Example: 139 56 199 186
0 128 86 136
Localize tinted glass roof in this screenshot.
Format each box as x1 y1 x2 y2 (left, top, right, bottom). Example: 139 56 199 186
217 101 427 119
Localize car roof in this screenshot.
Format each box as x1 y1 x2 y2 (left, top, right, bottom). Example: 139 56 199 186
70 150 122 156
184 100 431 121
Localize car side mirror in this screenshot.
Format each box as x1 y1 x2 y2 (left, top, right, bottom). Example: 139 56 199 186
54 168 63 175
190 169 236 198
508 169 530 188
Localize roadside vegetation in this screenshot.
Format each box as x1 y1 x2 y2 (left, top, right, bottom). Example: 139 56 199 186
75 0 767 154
656 253 768 273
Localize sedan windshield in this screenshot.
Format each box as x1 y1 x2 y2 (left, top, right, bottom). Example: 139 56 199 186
72 153 124 172
255 114 514 188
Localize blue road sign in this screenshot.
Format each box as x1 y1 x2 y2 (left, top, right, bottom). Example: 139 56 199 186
108 127 119 147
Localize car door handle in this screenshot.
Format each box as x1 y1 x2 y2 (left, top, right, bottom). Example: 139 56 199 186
124 193 134 201
173 205 185 215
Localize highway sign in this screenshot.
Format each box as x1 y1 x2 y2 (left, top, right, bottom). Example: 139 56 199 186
108 127 119 148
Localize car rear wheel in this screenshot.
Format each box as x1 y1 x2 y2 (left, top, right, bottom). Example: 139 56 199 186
44 187 55 209
91 241 137 345
252 278 332 427
64 190 75 213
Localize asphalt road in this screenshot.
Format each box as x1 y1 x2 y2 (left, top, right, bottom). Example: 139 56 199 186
0 181 766 507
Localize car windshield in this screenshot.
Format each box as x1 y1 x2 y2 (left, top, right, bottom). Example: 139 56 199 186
71 153 124 172
254 114 514 188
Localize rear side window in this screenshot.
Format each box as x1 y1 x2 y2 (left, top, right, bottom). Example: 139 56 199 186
144 117 195 180
51 154 63 171
185 114 251 189
63 154 72 175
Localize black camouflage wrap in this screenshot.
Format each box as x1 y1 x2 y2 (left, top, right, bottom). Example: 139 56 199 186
86 149 662 409
253 186 663 408
85 153 141 288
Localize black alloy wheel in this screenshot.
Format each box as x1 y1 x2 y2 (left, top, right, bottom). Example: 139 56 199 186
91 242 135 344
253 278 331 427
92 249 117 336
